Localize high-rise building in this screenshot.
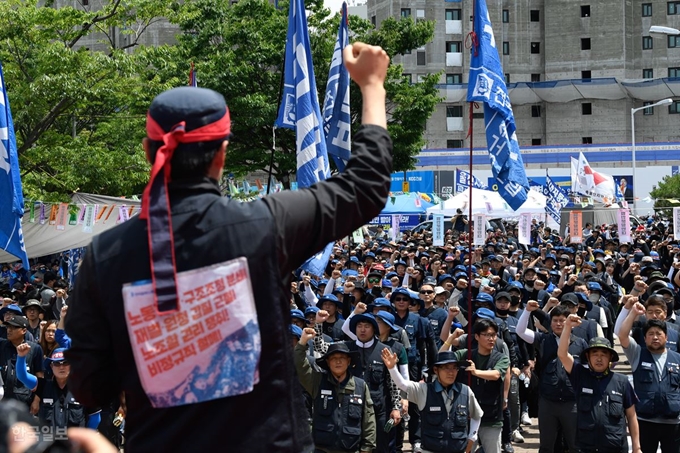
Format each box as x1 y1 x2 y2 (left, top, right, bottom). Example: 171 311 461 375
367 0 680 154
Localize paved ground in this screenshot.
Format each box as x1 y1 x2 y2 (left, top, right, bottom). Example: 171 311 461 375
404 340 634 453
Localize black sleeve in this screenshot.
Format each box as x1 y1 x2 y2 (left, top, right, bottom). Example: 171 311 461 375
341 293 354 319
293 292 306 311
421 319 437 378
35 378 46 398
263 126 392 277
502 326 519 368
30 345 44 374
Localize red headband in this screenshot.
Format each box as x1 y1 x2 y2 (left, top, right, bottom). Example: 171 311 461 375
141 110 230 313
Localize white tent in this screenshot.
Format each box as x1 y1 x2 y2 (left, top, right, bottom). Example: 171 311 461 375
0 193 140 263
426 188 546 218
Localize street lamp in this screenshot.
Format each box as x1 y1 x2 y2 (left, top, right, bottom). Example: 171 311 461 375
649 25 680 37
631 98 673 215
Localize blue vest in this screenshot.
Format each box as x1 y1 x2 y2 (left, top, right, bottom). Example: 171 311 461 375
575 370 629 452
538 334 587 402
632 347 680 419
312 376 366 452
346 340 390 416
394 312 422 363
421 382 470 453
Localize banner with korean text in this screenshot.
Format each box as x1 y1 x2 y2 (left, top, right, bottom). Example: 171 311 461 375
473 214 486 246
617 209 631 243
518 213 532 245
123 257 260 408
432 214 445 246
570 211 583 244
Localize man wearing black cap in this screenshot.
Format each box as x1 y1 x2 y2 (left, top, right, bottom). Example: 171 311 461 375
295 328 376 453
383 349 484 453
66 42 393 452
0 315 44 406
558 316 641 453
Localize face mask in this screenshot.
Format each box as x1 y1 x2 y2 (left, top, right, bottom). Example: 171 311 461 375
496 308 510 316
510 295 521 306
577 307 587 317
589 294 600 304
524 281 534 290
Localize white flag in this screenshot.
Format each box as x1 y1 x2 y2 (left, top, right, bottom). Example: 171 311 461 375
518 213 532 245
473 214 486 246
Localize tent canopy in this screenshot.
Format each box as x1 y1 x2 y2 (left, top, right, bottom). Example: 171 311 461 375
0 193 140 264
426 188 546 218
380 193 434 215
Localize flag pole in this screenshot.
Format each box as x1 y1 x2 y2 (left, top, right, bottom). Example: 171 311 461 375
268 38 288 195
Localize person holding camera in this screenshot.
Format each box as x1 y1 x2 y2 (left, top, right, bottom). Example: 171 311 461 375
452 209 468 241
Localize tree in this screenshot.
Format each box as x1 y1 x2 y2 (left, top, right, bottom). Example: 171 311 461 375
167 0 440 184
0 0 172 201
650 174 680 215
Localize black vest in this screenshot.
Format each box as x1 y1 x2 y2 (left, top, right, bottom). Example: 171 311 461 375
421 382 470 453
467 350 504 423
39 381 85 428
575 370 629 452
538 333 587 402
312 376 366 452
348 340 391 415
571 319 598 343
632 347 680 419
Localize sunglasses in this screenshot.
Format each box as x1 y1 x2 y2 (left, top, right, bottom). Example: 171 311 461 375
419 290 434 295
52 361 69 367
367 277 381 283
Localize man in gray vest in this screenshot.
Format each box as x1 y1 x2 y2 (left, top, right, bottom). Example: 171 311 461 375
619 301 680 453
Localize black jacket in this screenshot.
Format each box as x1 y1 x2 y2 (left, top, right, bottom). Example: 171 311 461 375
65 126 392 452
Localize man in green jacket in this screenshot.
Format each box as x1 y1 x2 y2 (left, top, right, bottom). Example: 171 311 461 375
294 327 376 453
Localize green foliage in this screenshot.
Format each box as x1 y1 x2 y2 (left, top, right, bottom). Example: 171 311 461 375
650 174 680 214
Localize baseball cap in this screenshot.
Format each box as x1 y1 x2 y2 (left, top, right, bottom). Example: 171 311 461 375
6 315 28 329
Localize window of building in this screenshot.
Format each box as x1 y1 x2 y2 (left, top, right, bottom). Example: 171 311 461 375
581 5 590 17
503 42 510 55
582 137 593 144
473 111 485 119
532 138 542 146
643 68 654 78
668 1 680 15
531 105 541 117
401 8 411 18
505 73 510 84
416 9 425 20
447 139 464 148
446 41 462 52
531 73 541 82
582 70 591 79
642 3 652 16
502 9 509 23
582 103 592 115
643 36 653 49
530 10 540 21
417 51 426 65
445 9 462 20
669 35 680 48
669 67 680 78
581 38 591 50
643 102 655 115
446 73 463 84
371 15 376 27
447 106 463 117
669 101 680 114
531 42 541 54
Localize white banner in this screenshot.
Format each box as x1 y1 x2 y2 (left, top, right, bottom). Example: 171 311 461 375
518 213 532 245
118 205 130 224
391 215 400 242
617 209 631 243
432 214 445 246
473 214 486 246
82 205 95 233
674 208 680 240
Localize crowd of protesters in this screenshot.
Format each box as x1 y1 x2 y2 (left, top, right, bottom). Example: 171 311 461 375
289 213 680 453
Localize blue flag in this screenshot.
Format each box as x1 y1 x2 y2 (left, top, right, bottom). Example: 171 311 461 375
455 168 488 193
0 63 29 269
467 0 529 210
322 2 351 172
276 0 332 276
544 175 569 225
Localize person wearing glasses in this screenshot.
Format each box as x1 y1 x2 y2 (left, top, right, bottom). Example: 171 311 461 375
15 345 100 431
450 319 509 453
382 349 483 453
618 301 680 453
